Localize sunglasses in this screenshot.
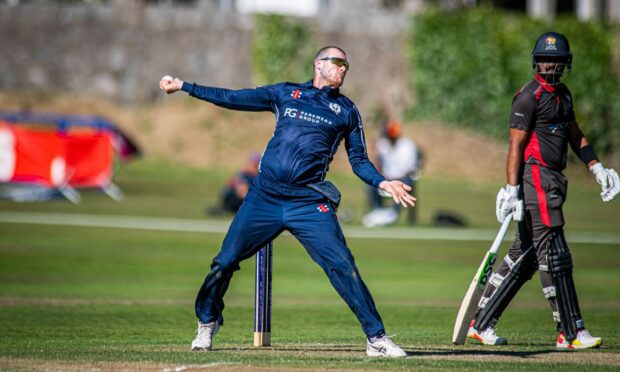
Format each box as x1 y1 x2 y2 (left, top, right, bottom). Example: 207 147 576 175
320 57 350 71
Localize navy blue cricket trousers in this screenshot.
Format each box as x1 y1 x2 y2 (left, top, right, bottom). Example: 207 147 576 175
195 176 386 337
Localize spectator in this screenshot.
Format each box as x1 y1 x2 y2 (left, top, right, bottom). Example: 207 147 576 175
209 153 260 215
363 120 420 227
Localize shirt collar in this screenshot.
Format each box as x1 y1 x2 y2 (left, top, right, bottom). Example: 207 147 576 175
303 79 341 95
534 73 556 92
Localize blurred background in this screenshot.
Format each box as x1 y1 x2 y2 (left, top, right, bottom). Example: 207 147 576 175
0 0 619 227
1 3 620 369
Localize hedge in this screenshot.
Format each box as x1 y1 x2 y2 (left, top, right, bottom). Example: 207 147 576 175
252 14 317 86
409 8 620 154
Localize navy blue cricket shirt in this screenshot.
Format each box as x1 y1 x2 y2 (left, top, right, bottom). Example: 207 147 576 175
181 80 385 187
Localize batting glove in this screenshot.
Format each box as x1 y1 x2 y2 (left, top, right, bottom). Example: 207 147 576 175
496 184 524 223
590 163 620 202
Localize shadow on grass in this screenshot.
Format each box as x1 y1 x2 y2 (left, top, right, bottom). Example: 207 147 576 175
208 344 563 359
407 348 559 358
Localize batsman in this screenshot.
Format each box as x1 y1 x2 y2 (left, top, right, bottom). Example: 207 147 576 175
468 32 619 349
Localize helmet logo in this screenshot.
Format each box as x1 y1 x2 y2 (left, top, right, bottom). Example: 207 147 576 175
545 36 557 51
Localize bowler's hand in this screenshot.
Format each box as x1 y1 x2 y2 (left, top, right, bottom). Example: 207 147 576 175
159 76 184 94
378 180 416 208
590 163 620 202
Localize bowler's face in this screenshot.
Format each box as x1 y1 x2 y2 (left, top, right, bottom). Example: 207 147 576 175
317 50 348 88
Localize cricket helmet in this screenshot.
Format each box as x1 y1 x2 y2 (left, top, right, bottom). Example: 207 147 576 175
531 31 572 70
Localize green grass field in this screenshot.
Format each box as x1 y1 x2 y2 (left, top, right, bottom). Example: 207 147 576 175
1 160 619 370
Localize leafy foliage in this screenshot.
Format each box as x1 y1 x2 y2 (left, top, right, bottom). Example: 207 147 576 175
409 8 620 154
252 14 317 86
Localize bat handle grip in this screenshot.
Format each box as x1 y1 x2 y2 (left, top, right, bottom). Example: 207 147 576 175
489 213 513 254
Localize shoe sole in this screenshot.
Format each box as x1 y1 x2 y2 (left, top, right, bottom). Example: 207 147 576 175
557 340 602 350
468 332 507 346
366 351 406 358
191 346 211 351
367 347 406 358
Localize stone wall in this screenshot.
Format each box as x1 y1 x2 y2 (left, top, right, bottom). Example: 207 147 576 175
0 2 412 115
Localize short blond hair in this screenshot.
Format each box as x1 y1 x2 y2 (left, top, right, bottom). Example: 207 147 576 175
314 46 346 60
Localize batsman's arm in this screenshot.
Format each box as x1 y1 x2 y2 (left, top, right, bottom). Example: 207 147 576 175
569 121 620 202
568 120 599 168
563 90 599 168
506 128 529 186
507 88 536 186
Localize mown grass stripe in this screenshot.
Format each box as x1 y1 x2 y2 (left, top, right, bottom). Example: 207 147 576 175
1 211 619 245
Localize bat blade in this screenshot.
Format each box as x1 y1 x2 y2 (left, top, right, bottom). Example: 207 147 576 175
452 213 512 345
452 251 496 345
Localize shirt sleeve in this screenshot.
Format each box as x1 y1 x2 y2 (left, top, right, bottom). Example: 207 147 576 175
181 82 278 112
345 106 386 187
509 91 536 132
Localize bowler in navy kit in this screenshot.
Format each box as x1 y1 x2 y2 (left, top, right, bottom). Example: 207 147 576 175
160 46 415 357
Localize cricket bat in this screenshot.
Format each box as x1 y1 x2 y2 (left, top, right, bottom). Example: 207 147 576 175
452 213 513 345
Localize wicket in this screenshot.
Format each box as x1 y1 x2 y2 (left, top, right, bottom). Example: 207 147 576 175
254 241 273 346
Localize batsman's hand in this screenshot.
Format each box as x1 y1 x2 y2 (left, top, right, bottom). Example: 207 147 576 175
159 75 183 94
496 184 523 223
378 180 416 208
590 163 620 202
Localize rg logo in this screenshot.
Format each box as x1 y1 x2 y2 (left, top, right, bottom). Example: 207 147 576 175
283 108 298 118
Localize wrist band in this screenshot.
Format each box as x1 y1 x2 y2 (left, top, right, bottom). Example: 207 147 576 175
579 145 598 165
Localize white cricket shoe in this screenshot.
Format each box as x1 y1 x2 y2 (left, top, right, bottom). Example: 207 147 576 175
467 325 508 345
556 329 602 349
191 321 220 351
366 335 407 357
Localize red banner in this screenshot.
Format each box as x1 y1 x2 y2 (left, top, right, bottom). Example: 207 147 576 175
0 122 114 189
